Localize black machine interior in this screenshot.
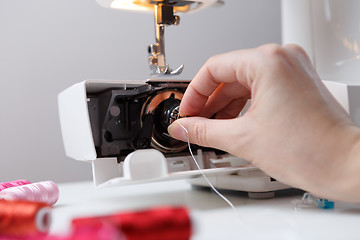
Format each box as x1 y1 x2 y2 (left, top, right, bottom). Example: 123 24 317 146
87 81 193 161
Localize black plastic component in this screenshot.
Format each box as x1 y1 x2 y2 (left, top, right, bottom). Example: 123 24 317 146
152 93 184 150
156 5 175 25
132 114 154 149
87 82 188 159
154 93 180 133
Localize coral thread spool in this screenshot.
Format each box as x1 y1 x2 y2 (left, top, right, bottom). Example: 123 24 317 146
0 181 59 205
72 206 192 240
0 199 52 236
0 179 31 191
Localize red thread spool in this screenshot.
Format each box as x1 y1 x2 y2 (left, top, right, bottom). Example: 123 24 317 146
0 200 52 237
70 222 124 240
72 206 192 240
0 180 31 192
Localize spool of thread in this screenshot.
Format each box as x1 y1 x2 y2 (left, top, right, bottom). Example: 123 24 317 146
70 222 124 240
0 179 31 192
0 181 59 205
72 206 192 240
0 199 52 236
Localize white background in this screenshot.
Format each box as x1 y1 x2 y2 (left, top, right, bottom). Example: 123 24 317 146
0 0 281 183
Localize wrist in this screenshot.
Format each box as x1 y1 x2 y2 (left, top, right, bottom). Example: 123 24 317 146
313 124 360 203
338 126 360 202
300 123 360 203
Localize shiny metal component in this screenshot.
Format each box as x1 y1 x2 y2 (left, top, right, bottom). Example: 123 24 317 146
141 90 187 152
142 90 184 114
173 15 180 25
169 105 180 124
148 2 184 75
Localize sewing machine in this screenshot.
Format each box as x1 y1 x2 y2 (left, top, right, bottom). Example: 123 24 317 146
58 0 360 198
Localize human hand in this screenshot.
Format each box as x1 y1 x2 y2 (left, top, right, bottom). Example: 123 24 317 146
168 44 360 202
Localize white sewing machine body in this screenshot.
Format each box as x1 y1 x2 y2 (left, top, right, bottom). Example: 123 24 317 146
282 0 360 133
282 0 360 84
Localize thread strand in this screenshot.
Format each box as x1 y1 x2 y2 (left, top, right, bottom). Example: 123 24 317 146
177 122 238 215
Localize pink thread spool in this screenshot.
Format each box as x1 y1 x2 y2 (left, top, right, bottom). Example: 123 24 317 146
0 179 31 192
0 181 59 205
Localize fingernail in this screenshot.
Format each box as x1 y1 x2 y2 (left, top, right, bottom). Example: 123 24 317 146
168 122 187 142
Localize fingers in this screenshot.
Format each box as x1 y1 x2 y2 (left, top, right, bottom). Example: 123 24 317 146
200 82 250 118
283 43 312 62
179 50 254 117
213 98 249 119
168 117 250 155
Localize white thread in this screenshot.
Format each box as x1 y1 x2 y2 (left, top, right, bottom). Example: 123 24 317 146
178 122 239 215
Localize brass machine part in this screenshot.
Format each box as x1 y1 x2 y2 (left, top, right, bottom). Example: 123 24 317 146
141 90 187 152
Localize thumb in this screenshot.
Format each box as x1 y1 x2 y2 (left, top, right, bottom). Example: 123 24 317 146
168 117 248 154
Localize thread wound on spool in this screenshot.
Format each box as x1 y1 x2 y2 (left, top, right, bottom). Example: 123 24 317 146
0 199 52 236
0 179 31 192
72 206 192 240
0 181 59 205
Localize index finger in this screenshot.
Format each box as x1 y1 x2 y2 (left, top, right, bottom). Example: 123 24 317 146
179 49 254 117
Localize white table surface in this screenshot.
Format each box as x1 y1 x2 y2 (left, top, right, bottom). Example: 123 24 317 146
51 179 360 240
